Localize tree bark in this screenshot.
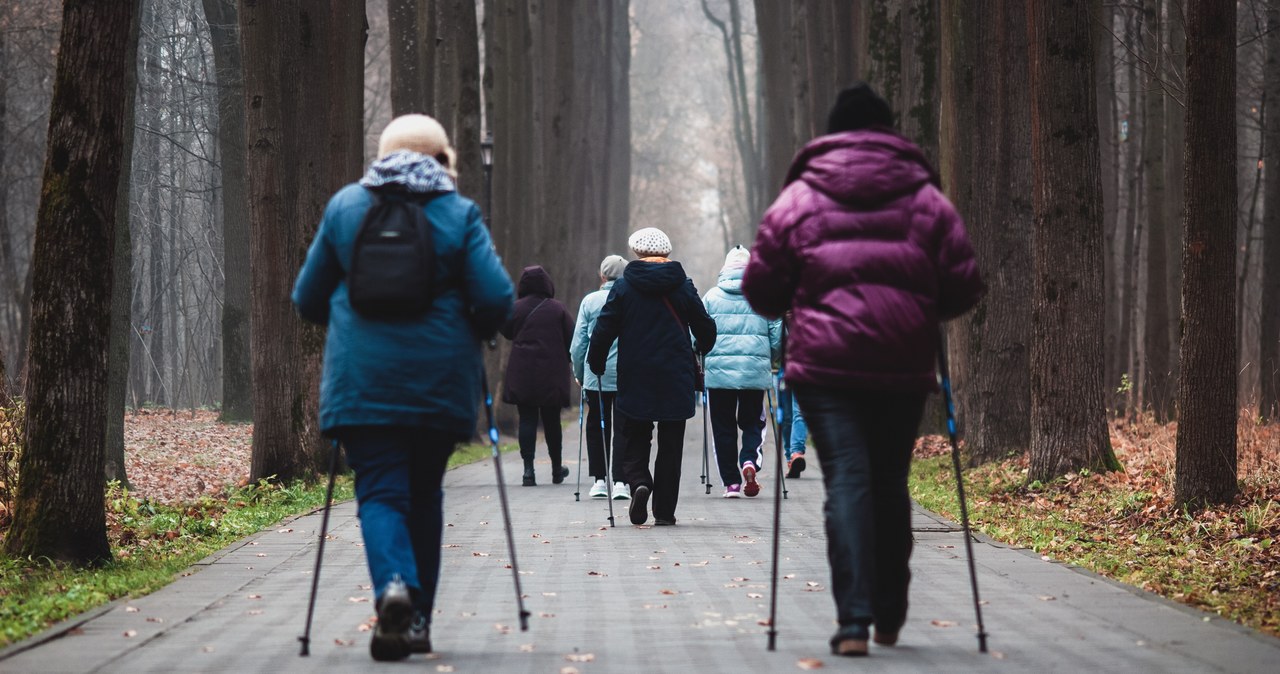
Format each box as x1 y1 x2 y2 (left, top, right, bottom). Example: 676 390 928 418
434 0 482 199
1025 0 1118 482
754 0 797 197
3 0 140 565
1164 2 1186 414
1175 0 1237 508
1262 0 1280 421
202 0 252 423
1097 0 1124 412
1142 0 1172 422
388 0 434 116
941 0 1032 464
240 0 365 483
106 7 142 486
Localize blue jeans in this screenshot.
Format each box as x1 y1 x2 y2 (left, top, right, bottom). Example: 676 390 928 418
792 385 926 642
336 426 457 620
788 396 808 460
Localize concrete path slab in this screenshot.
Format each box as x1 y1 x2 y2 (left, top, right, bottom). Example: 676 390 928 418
4 412 1278 673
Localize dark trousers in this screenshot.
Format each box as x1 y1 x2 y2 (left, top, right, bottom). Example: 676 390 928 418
585 390 626 480
621 418 686 521
792 385 926 640
707 388 766 485
336 426 456 622
517 404 563 466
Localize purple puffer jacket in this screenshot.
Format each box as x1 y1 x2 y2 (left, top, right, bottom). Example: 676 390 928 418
742 129 984 393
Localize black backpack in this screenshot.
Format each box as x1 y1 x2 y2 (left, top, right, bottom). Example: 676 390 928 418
348 188 440 320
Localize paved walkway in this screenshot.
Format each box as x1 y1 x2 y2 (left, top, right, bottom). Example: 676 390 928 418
4 413 1279 673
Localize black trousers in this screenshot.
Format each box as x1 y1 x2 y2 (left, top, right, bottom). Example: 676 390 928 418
707 388 766 486
517 404 563 466
621 418 686 521
792 384 926 640
585 390 627 480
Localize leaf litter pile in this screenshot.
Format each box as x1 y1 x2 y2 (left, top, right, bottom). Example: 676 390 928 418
124 408 253 504
910 409 1280 637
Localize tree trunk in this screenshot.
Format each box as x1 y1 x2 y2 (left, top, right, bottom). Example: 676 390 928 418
202 0 252 423
240 0 366 483
106 7 142 486
1261 0 1280 422
388 0 434 116
1164 2 1186 415
1025 0 1118 482
1175 0 1237 508
941 0 1032 464
434 0 483 199
754 0 796 198
1098 0 1124 412
1143 0 1172 422
1117 10 1143 418
3 0 139 566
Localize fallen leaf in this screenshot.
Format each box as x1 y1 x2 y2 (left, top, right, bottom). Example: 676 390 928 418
693 561 709 567
660 589 679 595
358 623 371 632
930 619 957 628
991 651 1006 660
542 592 557 597
255 553 267 557
733 577 749 582
747 593 763 599
520 643 536 652
648 565 661 570
1037 595 1056 601
442 544 461 548
246 594 262 600
146 617 164 623
436 666 455 673
797 657 824 670
588 571 608 577
201 646 215 653
472 551 490 557
541 612 556 618
348 596 370 603
494 623 511 634
277 528 294 533
561 668 581 674
757 618 772 626
334 638 354 646
246 610 263 616
123 630 138 638
125 606 140 613
565 653 596 663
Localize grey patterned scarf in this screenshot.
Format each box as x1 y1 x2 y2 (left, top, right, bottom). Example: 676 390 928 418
359 150 456 194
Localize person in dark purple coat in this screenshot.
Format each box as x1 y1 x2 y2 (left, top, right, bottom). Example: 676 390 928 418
501 265 574 486
743 83 984 657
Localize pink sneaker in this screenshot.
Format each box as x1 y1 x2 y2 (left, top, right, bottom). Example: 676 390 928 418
742 463 760 497
723 484 743 498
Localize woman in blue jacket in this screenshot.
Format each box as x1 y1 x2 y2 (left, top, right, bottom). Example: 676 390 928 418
292 114 514 661
569 255 630 499
702 246 782 498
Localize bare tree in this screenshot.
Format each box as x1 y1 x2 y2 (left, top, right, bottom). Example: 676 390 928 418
4 0 139 565
388 0 434 116
941 0 1032 464
1175 0 1237 507
1026 0 1119 481
1262 0 1280 421
1143 0 1173 421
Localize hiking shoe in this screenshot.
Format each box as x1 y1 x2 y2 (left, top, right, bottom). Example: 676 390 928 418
612 482 631 500
589 479 609 498
552 465 569 484
370 578 413 661
522 463 536 487
630 485 651 525
832 638 868 656
723 484 743 498
654 517 677 526
742 463 760 497
873 629 898 646
406 611 432 653
786 453 806 479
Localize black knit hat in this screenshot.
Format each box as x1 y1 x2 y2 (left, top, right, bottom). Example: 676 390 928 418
826 82 894 134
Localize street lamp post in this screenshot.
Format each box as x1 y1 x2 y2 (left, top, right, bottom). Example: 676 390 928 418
480 132 494 228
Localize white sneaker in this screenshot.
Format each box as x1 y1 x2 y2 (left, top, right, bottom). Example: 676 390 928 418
589 479 609 498
612 482 632 500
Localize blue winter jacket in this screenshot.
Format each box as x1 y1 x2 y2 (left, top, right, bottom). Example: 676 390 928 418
570 281 619 392
702 266 782 390
291 154 514 437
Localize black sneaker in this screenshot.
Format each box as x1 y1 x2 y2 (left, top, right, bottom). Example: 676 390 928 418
630 485 650 525
522 465 537 487
552 465 569 484
654 517 676 526
370 578 413 661
406 611 432 653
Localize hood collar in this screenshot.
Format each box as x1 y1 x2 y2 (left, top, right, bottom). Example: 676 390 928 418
786 129 936 206
359 150 456 194
518 265 555 298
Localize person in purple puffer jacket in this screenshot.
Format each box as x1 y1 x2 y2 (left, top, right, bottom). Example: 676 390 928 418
743 83 984 657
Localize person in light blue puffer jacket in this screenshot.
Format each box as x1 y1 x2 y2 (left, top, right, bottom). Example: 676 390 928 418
702 245 782 498
569 255 630 499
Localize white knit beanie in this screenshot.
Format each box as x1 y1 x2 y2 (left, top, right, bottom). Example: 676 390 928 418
723 245 750 270
628 228 673 258
377 114 457 178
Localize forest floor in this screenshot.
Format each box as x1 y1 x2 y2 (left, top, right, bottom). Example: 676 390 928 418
911 411 1280 638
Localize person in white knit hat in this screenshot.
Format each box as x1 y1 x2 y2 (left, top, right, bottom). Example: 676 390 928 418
588 228 716 526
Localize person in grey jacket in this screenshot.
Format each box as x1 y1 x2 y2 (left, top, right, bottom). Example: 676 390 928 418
702 245 782 498
569 255 631 499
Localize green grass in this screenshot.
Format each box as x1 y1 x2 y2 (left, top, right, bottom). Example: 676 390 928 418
0 441 515 648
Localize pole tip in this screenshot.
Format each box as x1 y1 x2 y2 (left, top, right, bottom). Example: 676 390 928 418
297 636 310 656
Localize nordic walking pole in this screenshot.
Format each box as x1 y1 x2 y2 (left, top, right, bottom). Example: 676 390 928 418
574 388 586 501
298 438 342 656
599 384 616 527
700 356 710 492
765 388 788 500
938 337 988 653
480 358 531 631
765 385 784 651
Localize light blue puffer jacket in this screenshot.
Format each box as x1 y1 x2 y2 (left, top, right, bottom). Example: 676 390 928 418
570 281 619 391
702 266 781 390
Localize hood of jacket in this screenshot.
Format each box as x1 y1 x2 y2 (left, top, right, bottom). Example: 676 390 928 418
517 265 555 298
785 129 936 207
624 259 687 296
359 150 456 194
716 265 745 295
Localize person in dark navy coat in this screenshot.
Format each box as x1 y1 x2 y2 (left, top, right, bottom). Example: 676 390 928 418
588 228 716 526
